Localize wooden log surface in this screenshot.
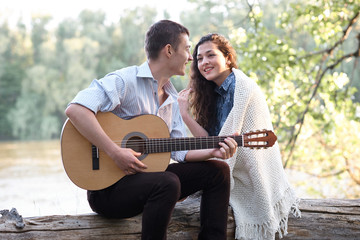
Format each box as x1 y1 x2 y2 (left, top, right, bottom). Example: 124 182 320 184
1 197 359 240
280 198 360 240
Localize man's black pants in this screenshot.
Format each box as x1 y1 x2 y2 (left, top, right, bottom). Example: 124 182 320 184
87 160 230 240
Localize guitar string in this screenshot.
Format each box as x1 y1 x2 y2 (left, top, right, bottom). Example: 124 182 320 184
106 136 272 147
96 138 270 154
110 136 244 146
108 137 267 148
94 134 270 153
100 131 269 146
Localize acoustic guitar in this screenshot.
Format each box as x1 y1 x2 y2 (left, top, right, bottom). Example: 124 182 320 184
61 112 277 190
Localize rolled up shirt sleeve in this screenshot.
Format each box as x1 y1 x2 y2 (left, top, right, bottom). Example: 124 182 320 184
169 104 188 163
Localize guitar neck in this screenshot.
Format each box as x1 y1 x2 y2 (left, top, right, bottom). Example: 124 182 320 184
144 135 243 153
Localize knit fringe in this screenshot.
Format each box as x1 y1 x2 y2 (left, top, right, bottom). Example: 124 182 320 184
234 187 301 240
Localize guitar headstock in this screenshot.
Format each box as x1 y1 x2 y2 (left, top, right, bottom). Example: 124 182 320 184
243 130 277 149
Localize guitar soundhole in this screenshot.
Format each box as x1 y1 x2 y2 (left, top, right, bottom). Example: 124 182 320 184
122 132 148 161
126 136 145 153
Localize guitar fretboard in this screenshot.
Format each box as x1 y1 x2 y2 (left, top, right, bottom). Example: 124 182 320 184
142 135 243 153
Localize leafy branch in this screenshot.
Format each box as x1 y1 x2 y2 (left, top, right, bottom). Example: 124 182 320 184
284 11 360 167
345 155 360 185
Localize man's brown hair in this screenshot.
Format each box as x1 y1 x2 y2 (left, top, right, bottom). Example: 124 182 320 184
145 20 189 60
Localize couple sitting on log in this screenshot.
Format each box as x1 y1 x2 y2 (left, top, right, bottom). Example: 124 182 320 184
63 19 300 240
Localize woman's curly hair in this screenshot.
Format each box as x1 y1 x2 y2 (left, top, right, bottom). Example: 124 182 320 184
189 33 237 132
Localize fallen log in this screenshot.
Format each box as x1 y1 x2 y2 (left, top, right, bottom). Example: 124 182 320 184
1 197 359 240
279 198 360 240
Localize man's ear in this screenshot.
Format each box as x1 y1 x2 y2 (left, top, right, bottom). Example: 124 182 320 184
165 44 172 58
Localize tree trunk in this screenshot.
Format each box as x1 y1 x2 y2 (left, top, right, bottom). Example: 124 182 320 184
1 197 359 240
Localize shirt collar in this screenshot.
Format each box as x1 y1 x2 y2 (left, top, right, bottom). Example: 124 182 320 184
137 61 154 79
137 61 178 104
215 72 235 95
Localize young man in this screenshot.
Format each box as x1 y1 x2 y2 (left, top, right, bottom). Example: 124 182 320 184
65 20 238 240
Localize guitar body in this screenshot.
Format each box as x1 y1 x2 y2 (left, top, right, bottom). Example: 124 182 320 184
61 112 171 191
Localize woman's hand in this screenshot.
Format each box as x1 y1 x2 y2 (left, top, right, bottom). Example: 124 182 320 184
178 88 192 117
178 88 209 137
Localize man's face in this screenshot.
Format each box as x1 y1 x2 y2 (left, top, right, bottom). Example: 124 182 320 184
170 34 193 76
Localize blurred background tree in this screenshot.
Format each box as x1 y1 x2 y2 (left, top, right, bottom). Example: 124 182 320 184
0 0 359 196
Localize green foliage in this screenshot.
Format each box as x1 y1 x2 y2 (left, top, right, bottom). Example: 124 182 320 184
225 0 360 193
0 7 157 140
0 21 31 140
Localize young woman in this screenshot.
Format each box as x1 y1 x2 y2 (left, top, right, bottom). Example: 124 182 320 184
178 33 300 240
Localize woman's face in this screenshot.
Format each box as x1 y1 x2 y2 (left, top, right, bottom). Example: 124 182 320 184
196 41 231 87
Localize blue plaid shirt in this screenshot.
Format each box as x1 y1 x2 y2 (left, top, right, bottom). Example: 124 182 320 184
208 72 235 136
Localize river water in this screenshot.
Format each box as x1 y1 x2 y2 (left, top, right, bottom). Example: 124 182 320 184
0 140 91 217
0 140 359 218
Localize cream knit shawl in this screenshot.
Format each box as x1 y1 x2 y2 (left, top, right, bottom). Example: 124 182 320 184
219 69 300 239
